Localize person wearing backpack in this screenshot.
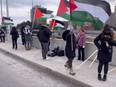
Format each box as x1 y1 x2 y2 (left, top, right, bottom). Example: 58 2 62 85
24 25 32 50
94 24 116 81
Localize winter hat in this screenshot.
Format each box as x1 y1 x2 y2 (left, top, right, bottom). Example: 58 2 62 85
62 30 70 41
103 24 111 35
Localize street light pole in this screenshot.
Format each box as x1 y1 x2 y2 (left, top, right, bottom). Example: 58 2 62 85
32 0 33 8
6 0 9 17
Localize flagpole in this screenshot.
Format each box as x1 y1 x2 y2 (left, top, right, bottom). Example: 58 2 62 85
32 0 33 8
76 50 98 70
51 0 61 31
31 7 36 29
108 67 116 73
6 0 9 17
89 55 97 68
69 0 73 51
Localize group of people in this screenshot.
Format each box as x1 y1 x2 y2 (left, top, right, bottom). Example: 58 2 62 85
1 23 116 81
37 23 86 75
10 25 32 50
37 23 116 82
63 24 116 81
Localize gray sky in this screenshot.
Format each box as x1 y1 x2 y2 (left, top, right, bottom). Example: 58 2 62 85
0 0 116 25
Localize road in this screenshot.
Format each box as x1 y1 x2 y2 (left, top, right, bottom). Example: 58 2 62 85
0 52 78 87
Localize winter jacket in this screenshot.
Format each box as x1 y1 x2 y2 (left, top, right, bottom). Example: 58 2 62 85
10 30 19 40
94 33 116 62
37 26 52 43
65 31 76 59
77 33 86 47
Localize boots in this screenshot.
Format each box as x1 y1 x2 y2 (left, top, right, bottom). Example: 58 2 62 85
103 74 107 81
98 74 102 81
69 68 75 76
64 62 69 69
28 46 32 50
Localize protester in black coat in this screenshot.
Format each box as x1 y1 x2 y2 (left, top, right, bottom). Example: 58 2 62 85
0 28 5 43
10 27 19 50
94 24 116 81
37 25 52 59
63 29 76 75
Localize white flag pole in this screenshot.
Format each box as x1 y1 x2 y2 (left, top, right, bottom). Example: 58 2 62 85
89 55 97 68
76 50 98 70
108 67 116 73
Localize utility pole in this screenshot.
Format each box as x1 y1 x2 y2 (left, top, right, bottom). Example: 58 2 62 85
6 0 9 17
32 0 33 8
1 0 3 22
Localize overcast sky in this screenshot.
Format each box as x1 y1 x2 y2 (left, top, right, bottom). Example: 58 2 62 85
0 0 116 25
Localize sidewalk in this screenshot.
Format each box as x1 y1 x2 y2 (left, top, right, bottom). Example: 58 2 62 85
0 41 116 87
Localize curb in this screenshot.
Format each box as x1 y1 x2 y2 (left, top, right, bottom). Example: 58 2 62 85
0 47 92 87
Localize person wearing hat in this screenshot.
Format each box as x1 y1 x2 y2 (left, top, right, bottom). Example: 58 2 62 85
94 24 116 81
37 24 52 59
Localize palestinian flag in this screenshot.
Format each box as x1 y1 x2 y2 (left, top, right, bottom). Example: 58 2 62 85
57 0 111 30
34 7 54 21
50 19 65 29
2 17 14 25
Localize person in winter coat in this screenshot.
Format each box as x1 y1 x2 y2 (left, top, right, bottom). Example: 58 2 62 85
77 28 86 61
0 27 5 42
62 28 76 75
94 24 116 81
10 27 19 50
24 25 32 50
37 25 52 59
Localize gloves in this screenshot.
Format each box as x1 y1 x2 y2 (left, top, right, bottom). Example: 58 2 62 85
82 46 85 48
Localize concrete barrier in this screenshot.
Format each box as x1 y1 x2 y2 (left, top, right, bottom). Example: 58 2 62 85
6 33 116 66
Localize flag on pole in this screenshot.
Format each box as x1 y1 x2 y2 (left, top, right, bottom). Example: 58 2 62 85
57 0 111 30
50 19 65 29
34 7 44 20
34 7 54 21
57 0 68 16
2 17 14 25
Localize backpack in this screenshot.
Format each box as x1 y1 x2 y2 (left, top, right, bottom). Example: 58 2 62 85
47 51 57 57
57 50 64 56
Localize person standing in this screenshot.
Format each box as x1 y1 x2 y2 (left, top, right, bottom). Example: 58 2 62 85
62 25 76 75
24 25 32 50
94 24 116 81
10 27 19 50
0 27 5 43
77 28 86 61
37 25 52 59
